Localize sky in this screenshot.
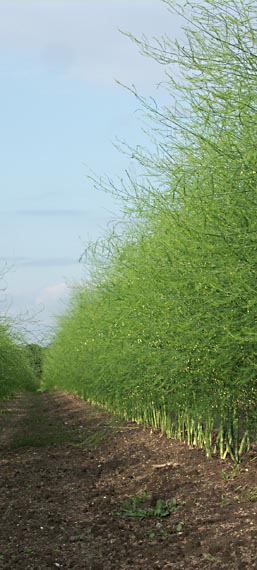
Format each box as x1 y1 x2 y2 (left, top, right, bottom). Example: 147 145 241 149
0 0 183 343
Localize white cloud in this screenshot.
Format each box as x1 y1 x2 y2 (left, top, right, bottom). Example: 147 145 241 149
36 282 70 306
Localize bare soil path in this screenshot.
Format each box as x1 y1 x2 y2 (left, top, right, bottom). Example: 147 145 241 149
1 391 257 570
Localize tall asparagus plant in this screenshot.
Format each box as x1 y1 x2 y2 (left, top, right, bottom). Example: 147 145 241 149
0 321 39 398
43 0 257 461
0 270 39 398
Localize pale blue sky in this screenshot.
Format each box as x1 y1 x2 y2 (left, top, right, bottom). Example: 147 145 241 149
0 0 183 341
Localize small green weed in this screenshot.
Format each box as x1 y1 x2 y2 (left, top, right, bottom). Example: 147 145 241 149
118 490 180 519
220 464 241 481
204 554 217 562
220 470 229 481
220 494 231 507
246 486 257 502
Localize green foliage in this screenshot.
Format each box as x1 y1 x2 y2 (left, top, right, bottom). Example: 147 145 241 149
43 0 257 461
0 322 39 399
245 486 257 502
24 343 44 378
118 491 180 519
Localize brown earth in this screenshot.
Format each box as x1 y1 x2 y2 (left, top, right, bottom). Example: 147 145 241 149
1 391 257 570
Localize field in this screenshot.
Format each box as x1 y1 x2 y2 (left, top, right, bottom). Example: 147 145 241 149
2 3 257 568
1 391 257 570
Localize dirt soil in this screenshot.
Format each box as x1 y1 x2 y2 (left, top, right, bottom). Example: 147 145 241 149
1 392 257 570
